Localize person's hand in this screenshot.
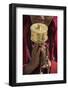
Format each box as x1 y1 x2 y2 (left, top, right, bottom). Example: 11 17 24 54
31 44 41 68
23 44 41 74
40 44 51 68
23 43 51 74
31 43 51 69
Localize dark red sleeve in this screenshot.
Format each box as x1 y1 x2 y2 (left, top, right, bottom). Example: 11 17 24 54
23 15 31 64
50 60 57 73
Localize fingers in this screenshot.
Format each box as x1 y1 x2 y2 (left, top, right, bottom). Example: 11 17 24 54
32 44 41 57
32 43 46 57
32 43 38 48
32 44 38 54
36 47 41 56
40 45 46 57
31 44 41 67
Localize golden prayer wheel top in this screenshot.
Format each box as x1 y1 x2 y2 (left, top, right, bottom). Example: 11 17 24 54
30 23 48 44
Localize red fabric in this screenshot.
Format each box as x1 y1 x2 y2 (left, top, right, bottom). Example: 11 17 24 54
50 60 57 73
23 15 57 73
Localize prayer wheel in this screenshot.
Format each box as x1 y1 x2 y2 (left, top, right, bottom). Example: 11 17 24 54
30 23 50 74
30 23 48 44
